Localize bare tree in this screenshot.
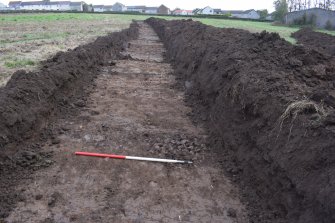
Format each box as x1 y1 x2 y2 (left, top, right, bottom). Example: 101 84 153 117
289 0 335 10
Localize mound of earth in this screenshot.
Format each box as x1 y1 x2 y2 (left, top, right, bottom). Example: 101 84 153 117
292 28 335 56
0 23 138 218
147 18 335 223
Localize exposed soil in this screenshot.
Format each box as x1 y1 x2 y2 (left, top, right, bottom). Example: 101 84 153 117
1 22 248 222
292 28 335 56
0 22 138 220
147 18 335 223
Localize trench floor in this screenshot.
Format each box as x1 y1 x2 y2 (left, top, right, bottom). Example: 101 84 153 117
6 22 248 223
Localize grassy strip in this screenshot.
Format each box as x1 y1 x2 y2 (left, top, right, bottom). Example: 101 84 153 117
4 59 35 68
1 13 335 44
0 31 74 45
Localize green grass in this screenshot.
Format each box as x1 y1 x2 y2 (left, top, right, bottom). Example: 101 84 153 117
4 58 35 68
1 13 335 44
0 32 71 45
195 18 300 43
0 13 150 23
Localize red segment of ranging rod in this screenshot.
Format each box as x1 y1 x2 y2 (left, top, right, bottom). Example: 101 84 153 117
75 151 193 164
75 152 126 159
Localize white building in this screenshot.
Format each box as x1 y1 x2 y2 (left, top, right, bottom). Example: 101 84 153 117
199 6 214 15
8 1 84 11
8 1 22 9
222 9 261 19
20 1 71 10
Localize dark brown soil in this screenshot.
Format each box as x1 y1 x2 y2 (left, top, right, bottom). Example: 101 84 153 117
0 23 139 219
292 28 335 56
147 18 335 223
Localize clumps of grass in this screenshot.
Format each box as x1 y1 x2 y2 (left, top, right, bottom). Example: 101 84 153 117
0 72 12 86
4 58 35 68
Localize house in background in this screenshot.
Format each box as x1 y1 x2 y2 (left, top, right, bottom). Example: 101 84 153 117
93 4 103 12
172 9 193 16
213 9 222 14
126 5 146 13
8 0 85 11
222 9 260 19
199 6 214 15
126 5 169 14
192 8 201 14
157 4 170 14
8 1 22 9
145 6 158 14
112 2 126 12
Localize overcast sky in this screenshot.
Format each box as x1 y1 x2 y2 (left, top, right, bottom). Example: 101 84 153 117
1 0 275 12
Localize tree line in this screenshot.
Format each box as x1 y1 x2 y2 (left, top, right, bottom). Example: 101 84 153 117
273 0 335 22
287 0 335 11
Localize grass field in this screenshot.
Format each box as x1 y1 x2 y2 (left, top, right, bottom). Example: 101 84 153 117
1 13 335 85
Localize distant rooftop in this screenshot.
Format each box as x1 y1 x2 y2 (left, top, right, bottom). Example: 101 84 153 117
221 9 256 14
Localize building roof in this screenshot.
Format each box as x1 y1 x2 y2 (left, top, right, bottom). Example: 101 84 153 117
222 9 256 14
203 6 213 10
69 2 82 6
21 1 44 6
8 1 22 5
93 5 104 7
244 9 256 13
11 1 73 6
158 4 168 9
193 8 201 13
21 1 70 6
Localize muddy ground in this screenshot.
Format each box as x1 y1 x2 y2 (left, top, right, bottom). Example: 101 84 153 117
0 22 248 222
292 28 335 57
147 18 335 223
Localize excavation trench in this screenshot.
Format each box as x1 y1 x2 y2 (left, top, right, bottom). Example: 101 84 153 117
147 18 335 223
2 22 247 222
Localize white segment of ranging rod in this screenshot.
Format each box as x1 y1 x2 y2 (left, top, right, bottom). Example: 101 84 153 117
75 152 193 164
125 156 193 164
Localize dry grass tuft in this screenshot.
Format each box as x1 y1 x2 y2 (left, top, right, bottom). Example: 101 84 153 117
276 99 327 140
280 100 326 123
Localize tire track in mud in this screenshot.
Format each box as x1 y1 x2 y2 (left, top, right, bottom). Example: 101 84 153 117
5 22 248 223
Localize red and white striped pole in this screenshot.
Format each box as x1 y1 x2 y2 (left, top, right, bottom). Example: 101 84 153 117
75 151 193 164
